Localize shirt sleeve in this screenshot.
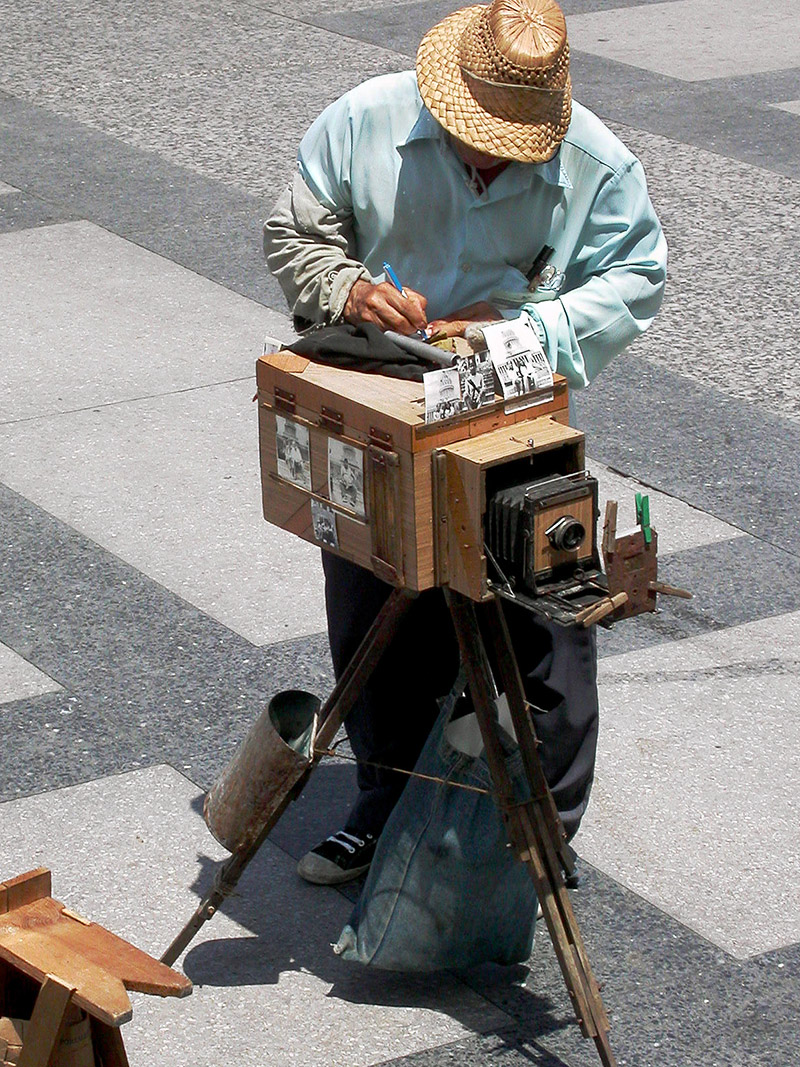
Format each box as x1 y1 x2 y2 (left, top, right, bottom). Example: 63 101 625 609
264 87 368 329
263 171 369 330
522 158 667 389
297 92 356 214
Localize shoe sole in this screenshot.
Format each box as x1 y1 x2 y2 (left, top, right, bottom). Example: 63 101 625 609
297 855 372 885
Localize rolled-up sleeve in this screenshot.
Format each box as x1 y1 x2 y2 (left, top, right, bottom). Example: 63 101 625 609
523 158 667 389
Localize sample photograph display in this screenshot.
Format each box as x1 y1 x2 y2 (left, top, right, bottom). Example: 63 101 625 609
328 438 366 517
310 499 339 548
275 415 312 490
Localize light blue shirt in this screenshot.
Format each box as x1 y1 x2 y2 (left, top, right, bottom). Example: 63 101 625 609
298 70 666 389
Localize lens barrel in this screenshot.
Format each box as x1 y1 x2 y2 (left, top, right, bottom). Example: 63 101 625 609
546 516 585 552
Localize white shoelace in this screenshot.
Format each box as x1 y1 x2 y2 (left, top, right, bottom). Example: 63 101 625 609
327 830 366 854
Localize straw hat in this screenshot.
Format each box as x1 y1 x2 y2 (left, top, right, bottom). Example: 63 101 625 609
416 0 572 163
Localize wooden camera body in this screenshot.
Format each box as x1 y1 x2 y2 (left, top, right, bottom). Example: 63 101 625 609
257 351 611 620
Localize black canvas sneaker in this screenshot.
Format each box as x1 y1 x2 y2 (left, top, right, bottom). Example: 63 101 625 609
297 829 377 885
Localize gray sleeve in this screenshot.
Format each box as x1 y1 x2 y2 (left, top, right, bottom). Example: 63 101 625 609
263 171 370 331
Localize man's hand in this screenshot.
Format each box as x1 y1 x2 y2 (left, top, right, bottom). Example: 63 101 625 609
427 301 501 339
344 279 428 335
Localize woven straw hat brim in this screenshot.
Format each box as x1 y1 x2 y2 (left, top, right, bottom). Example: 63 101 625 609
416 5 572 164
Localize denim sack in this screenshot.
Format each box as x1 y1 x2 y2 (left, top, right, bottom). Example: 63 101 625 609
334 681 538 971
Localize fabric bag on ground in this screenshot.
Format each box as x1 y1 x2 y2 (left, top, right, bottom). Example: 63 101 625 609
334 678 538 971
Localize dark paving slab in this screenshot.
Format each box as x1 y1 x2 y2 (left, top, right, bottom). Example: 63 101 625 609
702 67 800 105
309 0 681 54
459 860 800 1067
0 189 80 233
0 483 335 801
182 840 800 1067
597 534 800 658
2 470 797 805
569 51 800 182
373 1031 568 1066
0 90 286 311
573 352 800 557
306 0 800 181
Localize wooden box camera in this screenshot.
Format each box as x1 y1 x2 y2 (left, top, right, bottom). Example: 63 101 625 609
257 351 602 616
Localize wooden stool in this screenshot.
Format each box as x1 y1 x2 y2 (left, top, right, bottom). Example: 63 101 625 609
0 869 191 1066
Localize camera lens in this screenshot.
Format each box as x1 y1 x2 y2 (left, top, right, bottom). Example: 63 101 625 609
546 516 585 552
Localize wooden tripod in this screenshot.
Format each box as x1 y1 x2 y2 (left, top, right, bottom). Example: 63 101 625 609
162 586 617 1067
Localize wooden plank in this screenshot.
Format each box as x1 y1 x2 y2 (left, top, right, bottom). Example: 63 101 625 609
410 449 436 589
0 869 52 913
91 1019 130 1067
444 453 487 602
0 897 190 1024
0 931 132 1026
16 974 74 1067
444 416 583 465
257 357 418 452
44 911 192 1000
258 355 569 456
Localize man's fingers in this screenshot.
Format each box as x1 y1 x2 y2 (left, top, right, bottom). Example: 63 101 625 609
378 284 427 333
427 318 469 339
344 280 428 334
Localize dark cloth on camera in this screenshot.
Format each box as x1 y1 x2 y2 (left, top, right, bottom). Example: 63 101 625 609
288 323 427 381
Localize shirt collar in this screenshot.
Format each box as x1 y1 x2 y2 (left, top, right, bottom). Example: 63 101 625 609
402 106 572 189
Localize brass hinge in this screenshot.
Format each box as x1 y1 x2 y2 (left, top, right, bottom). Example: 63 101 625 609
320 406 344 433
274 386 296 414
369 426 394 450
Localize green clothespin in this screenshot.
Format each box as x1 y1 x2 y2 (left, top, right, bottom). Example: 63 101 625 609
635 492 652 545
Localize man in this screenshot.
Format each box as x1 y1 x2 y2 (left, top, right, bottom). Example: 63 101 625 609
264 0 666 885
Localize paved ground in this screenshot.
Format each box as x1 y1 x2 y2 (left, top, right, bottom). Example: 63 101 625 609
1 2 799 1065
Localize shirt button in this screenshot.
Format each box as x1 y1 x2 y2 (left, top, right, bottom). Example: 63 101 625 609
459 258 472 273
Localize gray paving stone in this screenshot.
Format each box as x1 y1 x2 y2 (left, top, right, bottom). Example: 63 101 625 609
0 641 61 703
457 863 800 1067
581 610 800 958
591 460 743 556
0 377 325 645
602 120 800 426
701 67 800 104
567 0 800 82
0 91 287 309
573 356 800 557
775 99 800 115
0 766 512 1067
0 0 405 200
0 220 291 422
0 482 335 800
0 189 80 233
596 534 800 658
309 0 677 54
0 179 17 193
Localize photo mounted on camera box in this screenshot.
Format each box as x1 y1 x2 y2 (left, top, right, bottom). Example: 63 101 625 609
256 349 679 626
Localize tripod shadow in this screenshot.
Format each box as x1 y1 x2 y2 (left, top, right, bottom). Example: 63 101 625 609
181 764 574 1062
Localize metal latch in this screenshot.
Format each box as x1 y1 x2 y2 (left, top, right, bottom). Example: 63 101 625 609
274 386 296 414
369 426 394 450
320 406 344 433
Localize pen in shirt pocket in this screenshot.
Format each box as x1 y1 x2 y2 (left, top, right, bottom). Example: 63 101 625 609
526 244 555 288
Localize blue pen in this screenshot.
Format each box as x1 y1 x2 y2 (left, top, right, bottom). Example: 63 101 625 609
382 261 405 296
383 261 430 339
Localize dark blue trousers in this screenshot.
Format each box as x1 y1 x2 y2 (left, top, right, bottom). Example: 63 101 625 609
322 552 599 842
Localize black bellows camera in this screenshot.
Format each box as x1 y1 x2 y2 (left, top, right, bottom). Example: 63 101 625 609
485 471 601 606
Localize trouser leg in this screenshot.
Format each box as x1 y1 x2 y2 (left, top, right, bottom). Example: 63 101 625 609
322 553 599 842
501 601 599 841
322 553 460 836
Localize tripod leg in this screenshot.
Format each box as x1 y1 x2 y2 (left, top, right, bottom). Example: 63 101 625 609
162 586 417 966
445 590 617 1067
